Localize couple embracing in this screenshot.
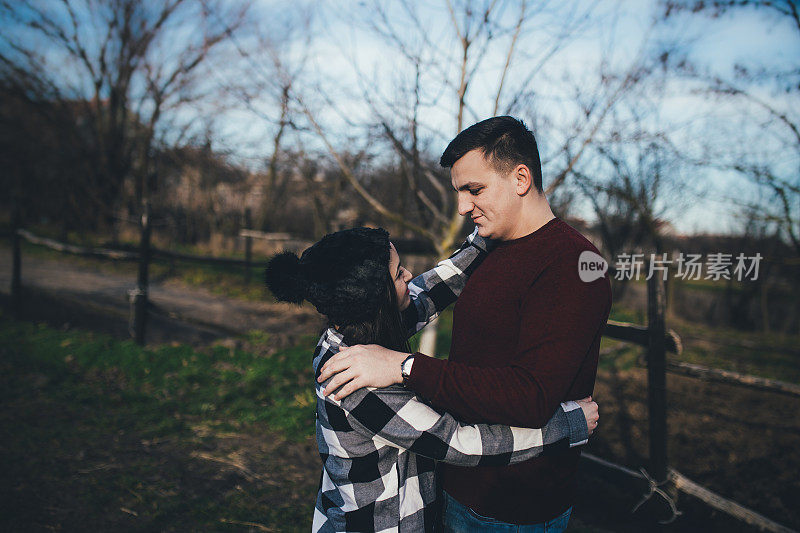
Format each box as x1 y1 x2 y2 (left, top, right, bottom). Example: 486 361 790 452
265 116 612 532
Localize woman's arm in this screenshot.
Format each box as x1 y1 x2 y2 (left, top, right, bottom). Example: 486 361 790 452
401 228 493 337
326 384 595 466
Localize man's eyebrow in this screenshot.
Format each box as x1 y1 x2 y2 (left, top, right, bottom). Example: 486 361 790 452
452 181 485 192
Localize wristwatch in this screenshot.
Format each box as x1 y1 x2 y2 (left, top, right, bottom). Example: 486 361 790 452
401 354 415 383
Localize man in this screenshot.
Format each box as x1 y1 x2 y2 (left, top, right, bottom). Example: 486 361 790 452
318 116 612 531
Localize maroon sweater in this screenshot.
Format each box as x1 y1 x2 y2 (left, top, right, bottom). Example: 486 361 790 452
407 218 612 524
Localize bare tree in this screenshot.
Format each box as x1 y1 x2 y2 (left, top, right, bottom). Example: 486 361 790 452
643 0 800 334
659 0 800 256
663 0 800 30
0 0 246 231
572 124 684 298
290 0 613 256
215 5 316 234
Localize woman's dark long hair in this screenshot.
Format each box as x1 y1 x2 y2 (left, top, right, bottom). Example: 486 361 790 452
337 270 411 353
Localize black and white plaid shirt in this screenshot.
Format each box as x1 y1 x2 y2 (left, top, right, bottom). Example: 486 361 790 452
312 229 590 532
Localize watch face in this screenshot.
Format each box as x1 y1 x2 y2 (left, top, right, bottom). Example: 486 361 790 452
402 356 414 379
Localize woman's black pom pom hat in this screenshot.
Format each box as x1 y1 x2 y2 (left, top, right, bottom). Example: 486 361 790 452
264 227 391 326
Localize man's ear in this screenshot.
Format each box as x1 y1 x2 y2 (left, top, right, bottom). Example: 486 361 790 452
515 164 533 196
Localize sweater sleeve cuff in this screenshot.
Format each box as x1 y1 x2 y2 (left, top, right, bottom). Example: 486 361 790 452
405 351 445 402
561 400 589 447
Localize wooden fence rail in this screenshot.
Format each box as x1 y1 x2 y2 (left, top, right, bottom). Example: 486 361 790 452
604 319 682 353
664 360 800 398
17 229 139 260
670 469 796 533
581 453 797 533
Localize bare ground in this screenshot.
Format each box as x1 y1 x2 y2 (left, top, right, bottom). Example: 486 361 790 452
0 247 324 344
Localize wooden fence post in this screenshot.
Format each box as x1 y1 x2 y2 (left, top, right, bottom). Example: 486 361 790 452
133 201 152 345
244 208 252 284
11 205 22 317
647 273 669 482
665 260 675 320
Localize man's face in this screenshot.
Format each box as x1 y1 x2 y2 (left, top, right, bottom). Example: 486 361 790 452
450 149 521 240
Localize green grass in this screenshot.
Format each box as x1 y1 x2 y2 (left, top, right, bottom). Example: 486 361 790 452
2 293 797 530
667 318 800 383
608 306 646 325
165 259 272 302
0 312 321 530
597 304 800 383
0 314 317 441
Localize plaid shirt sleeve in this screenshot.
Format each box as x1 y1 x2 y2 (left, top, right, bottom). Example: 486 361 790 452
331 383 589 466
313 329 589 532
400 227 494 337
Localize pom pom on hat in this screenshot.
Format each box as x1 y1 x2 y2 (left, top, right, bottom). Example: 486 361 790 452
262 227 391 326
264 251 306 304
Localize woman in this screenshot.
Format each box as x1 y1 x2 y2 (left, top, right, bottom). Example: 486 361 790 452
265 227 597 533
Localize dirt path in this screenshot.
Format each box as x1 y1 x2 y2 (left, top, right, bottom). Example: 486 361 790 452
0 247 324 344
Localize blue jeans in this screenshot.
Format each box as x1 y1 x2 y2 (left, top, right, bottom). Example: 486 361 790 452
442 490 572 532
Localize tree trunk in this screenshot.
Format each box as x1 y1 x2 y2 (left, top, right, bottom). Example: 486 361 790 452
418 317 439 356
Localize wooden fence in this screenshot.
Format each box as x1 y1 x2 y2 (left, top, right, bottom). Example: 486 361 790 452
600 275 796 532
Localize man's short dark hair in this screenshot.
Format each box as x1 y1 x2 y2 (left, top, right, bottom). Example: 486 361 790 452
439 116 543 193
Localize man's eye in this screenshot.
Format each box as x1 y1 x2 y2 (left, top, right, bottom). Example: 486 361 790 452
469 188 482 196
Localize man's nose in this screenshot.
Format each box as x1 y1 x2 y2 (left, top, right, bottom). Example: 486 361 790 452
457 194 473 216
403 268 413 282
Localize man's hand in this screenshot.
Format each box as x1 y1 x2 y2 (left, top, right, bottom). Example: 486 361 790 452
576 396 599 435
317 345 409 400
